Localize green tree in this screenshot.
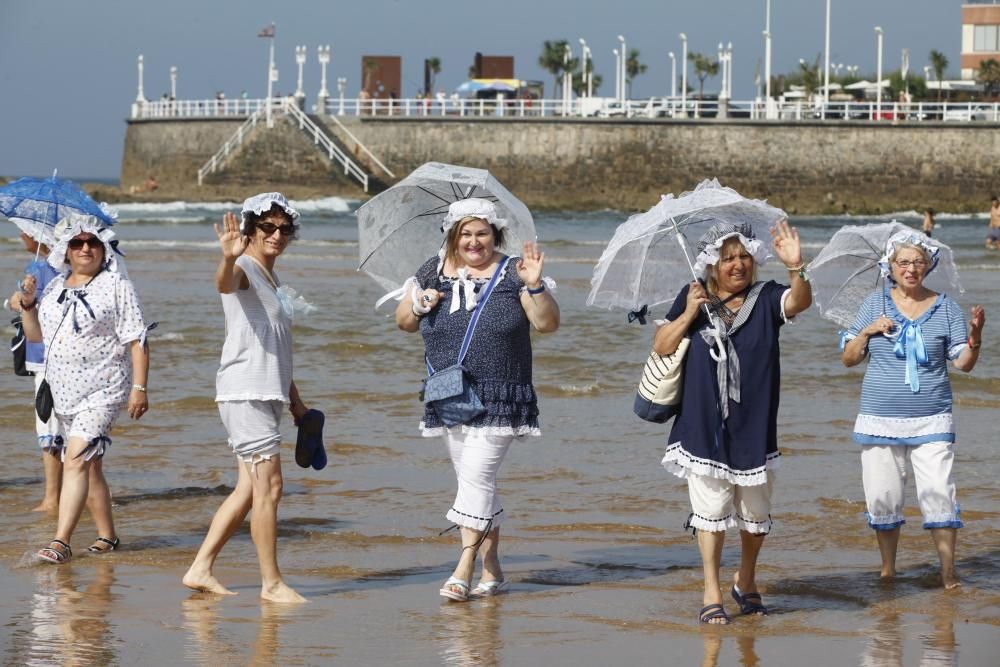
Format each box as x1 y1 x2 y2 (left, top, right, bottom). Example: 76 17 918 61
426 57 441 93
625 48 647 97
689 52 719 98
539 40 573 98
978 58 1000 97
929 49 949 102
888 69 927 101
572 67 603 96
797 56 821 98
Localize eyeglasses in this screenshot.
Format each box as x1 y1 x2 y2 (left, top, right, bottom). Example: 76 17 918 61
256 222 294 237
67 237 103 250
893 259 928 269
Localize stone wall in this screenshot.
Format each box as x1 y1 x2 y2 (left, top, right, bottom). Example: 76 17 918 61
122 115 1000 213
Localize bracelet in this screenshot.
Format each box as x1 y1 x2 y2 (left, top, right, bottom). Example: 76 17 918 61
784 263 805 271
21 299 36 311
132 384 147 392
968 338 982 350
526 283 546 295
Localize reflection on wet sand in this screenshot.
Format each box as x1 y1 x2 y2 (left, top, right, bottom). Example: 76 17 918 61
701 634 759 667
860 600 958 667
183 595 305 666
435 598 502 666
27 562 117 666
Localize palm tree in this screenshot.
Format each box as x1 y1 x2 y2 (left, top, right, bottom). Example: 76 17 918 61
689 52 719 98
798 56 821 98
625 48 647 98
363 59 379 94
572 69 603 96
929 49 949 102
427 57 442 93
978 58 1000 97
539 40 571 98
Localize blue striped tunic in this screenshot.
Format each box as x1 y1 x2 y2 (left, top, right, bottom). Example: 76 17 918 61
845 289 967 445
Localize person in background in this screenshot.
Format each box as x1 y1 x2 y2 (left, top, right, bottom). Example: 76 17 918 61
987 195 1000 250
922 208 935 238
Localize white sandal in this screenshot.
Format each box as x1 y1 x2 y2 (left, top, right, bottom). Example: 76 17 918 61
439 576 471 602
471 579 508 597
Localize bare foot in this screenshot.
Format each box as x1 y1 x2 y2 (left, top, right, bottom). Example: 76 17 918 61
183 565 237 595
31 501 59 513
260 581 307 604
942 570 962 590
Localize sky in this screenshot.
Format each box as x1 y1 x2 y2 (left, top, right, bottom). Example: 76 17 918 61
0 0 959 179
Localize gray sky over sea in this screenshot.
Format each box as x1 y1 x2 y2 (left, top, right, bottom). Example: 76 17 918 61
1 0 956 179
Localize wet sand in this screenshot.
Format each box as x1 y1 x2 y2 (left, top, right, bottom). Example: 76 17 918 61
0 208 997 664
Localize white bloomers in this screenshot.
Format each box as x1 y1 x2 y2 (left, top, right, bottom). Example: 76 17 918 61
860 442 962 530
686 471 775 534
442 429 514 532
55 408 119 462
218 400 283 465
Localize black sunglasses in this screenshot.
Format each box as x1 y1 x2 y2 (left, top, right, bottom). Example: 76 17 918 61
256 222 295 237
67 237 103 250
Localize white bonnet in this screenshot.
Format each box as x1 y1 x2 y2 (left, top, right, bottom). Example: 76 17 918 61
692 222 771 279
240 192 300 233
441 198 507 234
48 213 127 276
878 229 940 280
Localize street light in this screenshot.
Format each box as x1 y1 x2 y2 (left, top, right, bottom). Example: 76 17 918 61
136 54 146 103
680 32 688 113
613 48 620 103
294 45 307 99
764 0 772 106
727 42 734 99
169 65 177 99
718 43 725 98
669 51 676 98
563 43 572 115
618 34 626 103
824 0 832 104
875 26 884 118
318 45 331 97
337 76 346 116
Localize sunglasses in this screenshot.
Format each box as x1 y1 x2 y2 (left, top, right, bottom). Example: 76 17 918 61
256 222 295 237
67 237 103 250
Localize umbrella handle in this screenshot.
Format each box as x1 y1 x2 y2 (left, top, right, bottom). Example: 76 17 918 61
708 330 727 362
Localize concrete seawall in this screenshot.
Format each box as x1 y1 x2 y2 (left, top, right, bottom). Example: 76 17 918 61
121 116 1000 214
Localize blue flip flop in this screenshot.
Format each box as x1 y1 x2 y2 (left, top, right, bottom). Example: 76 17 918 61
731 585 768 616
295 409 327 470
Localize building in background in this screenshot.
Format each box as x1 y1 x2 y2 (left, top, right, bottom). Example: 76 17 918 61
360 56 401 99
961 1 1000 79
470 54 514 80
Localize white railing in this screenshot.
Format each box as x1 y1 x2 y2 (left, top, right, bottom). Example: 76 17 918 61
282 101 370 192
132 98 280 119
321 114 395 179
197 109 264 185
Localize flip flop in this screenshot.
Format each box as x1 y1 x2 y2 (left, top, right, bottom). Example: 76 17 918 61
731 585 769 616
470 579 508 597
295 409 326 470
439 576 471 602
699 603 731 625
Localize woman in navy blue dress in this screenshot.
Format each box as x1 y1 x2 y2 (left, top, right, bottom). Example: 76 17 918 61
653 220 811 624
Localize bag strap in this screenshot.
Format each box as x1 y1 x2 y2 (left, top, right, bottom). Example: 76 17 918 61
426 256 510 374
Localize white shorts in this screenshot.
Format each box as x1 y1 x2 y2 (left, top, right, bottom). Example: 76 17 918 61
442 429 514 532
860 442 962 530
218 400 283 464
686 472 775 534
55 408 119 462
34 373 62 451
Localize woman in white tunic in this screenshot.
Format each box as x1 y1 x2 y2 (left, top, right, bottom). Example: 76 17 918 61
183 193 311 604
18 214 150 563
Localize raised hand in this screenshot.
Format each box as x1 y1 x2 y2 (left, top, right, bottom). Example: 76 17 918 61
969 305 986 340
19 274 38 304
214 211 249 260
770 218 803 268
517 241 545 288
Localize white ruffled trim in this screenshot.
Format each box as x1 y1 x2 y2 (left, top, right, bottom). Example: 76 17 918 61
923 510 961 524
854 413 954 438
877 228 940 280
240 192 300 232
736 513 773 535
420 422 540 438
216 394 289 403
867 512 906 526
519 276 557 295
375 276 419 310
48 214 128 277
661 442 780 486
947 342 967 360
447 507 505 531
779 288 796 324
692 233 771 279
687 513 738 533
441 198 508 234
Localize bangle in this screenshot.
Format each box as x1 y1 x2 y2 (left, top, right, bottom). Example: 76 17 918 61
526 283 546 295
968 338 982 350
784 263 805 271
132 384 147 393
21 299 36 311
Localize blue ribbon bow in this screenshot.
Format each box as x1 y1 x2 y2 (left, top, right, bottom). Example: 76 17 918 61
892 320 929 392
58 289 96 333
627 305 649 325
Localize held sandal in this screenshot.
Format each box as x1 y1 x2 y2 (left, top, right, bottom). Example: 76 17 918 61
87 536 120 553
439 576 471 602
37 539 72 564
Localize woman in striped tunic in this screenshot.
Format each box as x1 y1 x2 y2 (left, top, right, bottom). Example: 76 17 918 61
842 232 985 589
183 193 312 603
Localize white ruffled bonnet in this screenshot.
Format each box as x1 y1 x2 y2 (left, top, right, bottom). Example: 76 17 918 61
240 192 300 233
48 213 127 276
692 222 771 279
441 198 507 234
878 229 940 280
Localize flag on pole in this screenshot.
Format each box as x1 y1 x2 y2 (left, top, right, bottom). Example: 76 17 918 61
258 23 275 38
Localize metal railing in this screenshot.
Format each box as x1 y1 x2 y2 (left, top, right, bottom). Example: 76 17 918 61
321 114 395 179
196 109 263 185
282 101 370 192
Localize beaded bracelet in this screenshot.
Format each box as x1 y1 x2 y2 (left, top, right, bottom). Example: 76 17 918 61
526 284 546 295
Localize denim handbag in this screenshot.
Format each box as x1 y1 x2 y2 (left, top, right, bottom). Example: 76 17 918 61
423 257 510 427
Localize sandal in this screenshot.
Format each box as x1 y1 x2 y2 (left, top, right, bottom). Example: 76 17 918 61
699 603 731 625
439 576 471 602
471 579 509 597
731 585 768 616
37 539 72 564
87 536 120 553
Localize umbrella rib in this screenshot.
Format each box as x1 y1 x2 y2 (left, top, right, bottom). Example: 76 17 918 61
416 185 455 206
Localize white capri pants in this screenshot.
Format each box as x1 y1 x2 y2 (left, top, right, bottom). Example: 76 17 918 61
55 407 119 462
34 372 62 452
860 442 962 530
218 400 283 465
686 472 775 534
442 429 514 532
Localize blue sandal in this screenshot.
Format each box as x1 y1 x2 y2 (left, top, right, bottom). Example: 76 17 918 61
699 603 731 624
731 585 768 615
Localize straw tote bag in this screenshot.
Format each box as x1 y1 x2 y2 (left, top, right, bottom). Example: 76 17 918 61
633 336 690 423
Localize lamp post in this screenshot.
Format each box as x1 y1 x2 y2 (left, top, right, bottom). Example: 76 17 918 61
580 39 593 99
613 49 620 103
718 43 726 98
563 43 572 116
136 55 146 103
169 65 177 99
317 45 330 115
764 0 772 107
727 42 734 99
618 35 626 104
824 0 832 104
263 23 276 128
669 51 676 98
337 76 346 116
875 26 884 119
680 33 688 115
294 45 307 101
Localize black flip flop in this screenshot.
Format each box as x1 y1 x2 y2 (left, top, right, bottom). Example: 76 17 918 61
295 409 326 469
